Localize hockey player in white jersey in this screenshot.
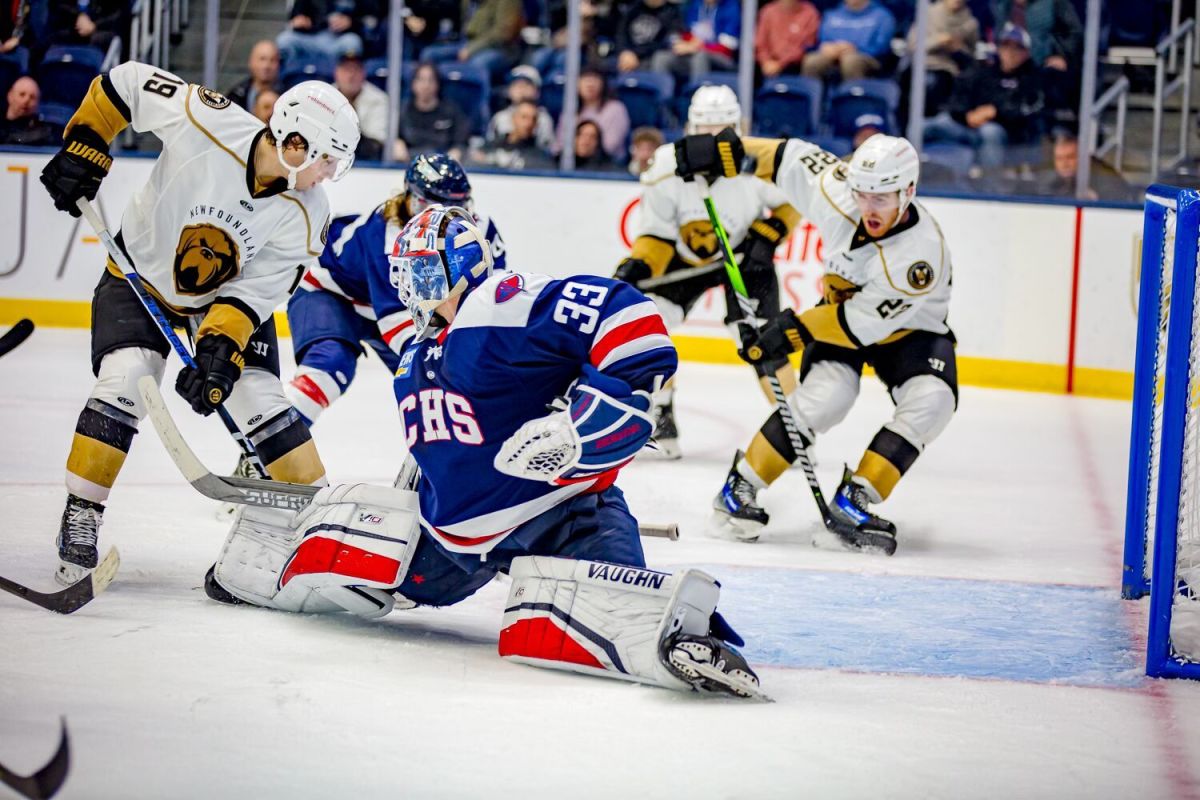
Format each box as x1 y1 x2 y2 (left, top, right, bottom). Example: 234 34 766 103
614 85 799 458
39 61 360 583
673 130 956 553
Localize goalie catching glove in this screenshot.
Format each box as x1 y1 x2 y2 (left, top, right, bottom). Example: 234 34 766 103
494 365 654 483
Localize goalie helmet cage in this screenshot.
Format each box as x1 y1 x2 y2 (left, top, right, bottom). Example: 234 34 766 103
1123 184 1200 679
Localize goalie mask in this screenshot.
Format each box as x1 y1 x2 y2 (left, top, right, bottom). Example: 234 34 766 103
389 205 494 341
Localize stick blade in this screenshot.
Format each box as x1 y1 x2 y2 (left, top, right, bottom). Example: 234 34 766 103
0 718 70 800
0 318 34 358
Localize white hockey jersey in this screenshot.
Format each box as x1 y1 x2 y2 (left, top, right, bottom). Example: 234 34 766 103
632 142 797 273
69 61 330 350
746 136 952 348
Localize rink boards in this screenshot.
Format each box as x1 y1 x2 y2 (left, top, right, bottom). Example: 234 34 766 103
0 151 1142 398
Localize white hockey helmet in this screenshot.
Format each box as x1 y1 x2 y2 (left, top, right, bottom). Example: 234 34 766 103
847 133 920 217
686 84 742 135
269 81 361 189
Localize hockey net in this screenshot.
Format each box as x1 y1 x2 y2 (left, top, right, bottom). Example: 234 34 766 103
1124 186 1200 678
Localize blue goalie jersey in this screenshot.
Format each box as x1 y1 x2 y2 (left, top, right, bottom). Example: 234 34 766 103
299 204 507 354
393 271 677 555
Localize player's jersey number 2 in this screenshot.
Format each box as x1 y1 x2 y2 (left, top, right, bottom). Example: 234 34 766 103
553 281 609 334
398 388 483 446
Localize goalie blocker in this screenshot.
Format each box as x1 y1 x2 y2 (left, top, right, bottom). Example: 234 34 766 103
210 483 763 698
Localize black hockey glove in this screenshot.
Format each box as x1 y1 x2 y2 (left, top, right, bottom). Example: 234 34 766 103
740 217 789 269
175 334 245 416
737 309 809 365
674 128 745 183
39 126 113 218
613 257 652 287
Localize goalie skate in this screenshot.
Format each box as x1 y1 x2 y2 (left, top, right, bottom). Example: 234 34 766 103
662 632 770 701
642 399 681 460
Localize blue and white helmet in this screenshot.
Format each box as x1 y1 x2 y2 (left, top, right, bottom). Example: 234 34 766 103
389 204 494 341
405 153 473 215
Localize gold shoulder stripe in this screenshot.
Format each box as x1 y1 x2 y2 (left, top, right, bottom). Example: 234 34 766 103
280 194 321 257
874 240 937 298
819 171 856 226
184 86 246 167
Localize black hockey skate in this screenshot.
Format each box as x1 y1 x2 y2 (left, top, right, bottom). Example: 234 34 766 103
823 467 898 556
710 450 769 542
203 564 246 606
646 399 681 460
215 453 259 520
661 632 768 700
56 494 103 586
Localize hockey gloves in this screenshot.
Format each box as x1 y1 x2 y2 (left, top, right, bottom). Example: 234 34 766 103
495 365 654 484
738 309 809 365
740 217 789 271
613 257 652 287
674 128 744 184
40 126 113 218
176 334 245 415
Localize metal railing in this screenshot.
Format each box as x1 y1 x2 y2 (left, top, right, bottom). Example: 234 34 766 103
1151 18 1195 180
1090 76 1130 171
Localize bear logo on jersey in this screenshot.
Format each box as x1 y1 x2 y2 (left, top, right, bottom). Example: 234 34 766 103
679 220 718 262
174 224 241 295
197 86 231 109
907 262 934 290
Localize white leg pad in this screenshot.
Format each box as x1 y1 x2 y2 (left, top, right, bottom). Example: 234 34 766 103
214 484 421 619
887 375 957 450
789 359 860 435
500 556 720 691
91 347 167 421
223 368 294 434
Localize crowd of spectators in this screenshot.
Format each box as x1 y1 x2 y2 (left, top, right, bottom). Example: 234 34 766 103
0 0 1150 199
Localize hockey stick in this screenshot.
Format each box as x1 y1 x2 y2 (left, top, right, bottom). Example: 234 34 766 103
74 198 269 480
697 180 851 540
0 547 119 614
137 376 679 539
0 318 34 359
0 719 69 800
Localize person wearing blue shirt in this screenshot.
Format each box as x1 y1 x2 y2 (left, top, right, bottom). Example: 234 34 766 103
801 0 896 80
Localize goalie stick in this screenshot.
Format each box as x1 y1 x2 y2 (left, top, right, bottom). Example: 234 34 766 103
697 179 895 556
75 198 269 480
137 376 680 539
0 547 119 614
0 719 69 800
0 318 34 359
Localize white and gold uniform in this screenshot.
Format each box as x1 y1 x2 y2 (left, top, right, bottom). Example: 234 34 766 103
61 61 332 508
735 135 957 508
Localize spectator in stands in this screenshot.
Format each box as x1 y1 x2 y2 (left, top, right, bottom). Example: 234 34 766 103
50 0 125 54
402 0 461 60
225 40 282 114
905 0 979 116
276 0 368 65
395 61 469 162
755 0 821 79
627 126 663 176
423 0 524 82
1034 131 1135 202
651 0 741 82
923 23 1045 168
486 65 556 154
473 98 556 170
573 120 621 172
615 0 683 73
252 89 279 125
801 0 895 81
0 1 32 55
334 54 387 159
992 0 1082 117
557 65 630 160
851 112 885 149
0 75 52 145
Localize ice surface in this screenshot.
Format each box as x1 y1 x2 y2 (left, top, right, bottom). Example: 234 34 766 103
2 330 1199 799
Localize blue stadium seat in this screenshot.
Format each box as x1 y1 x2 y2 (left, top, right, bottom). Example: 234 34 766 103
0 51 27 107
38 101 76 137
920 142 975 187
753 76 821 138
828 78 901 139
280 55 335 91
613 71 674 130
364 58 416 96
809 134 850 158
437 61 490 137
38 46 103 108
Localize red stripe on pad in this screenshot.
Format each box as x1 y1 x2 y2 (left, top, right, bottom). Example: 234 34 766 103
590 315 667 367
291 374 330 408
499 616 606 669
280 536 402 587
303 272 322 288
